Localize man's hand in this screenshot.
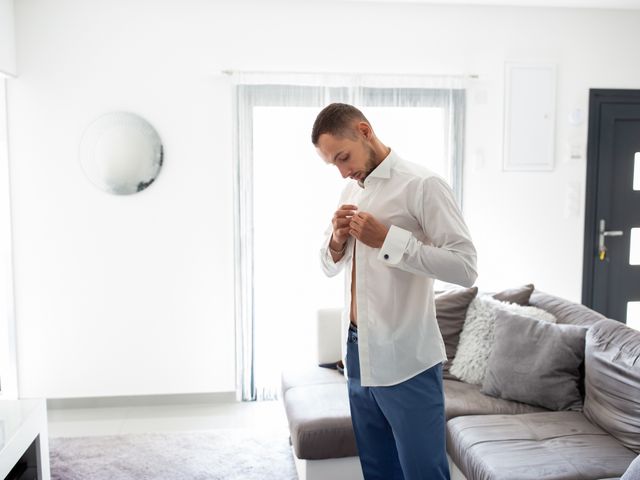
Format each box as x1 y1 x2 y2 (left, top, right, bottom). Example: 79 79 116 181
349 212 389 248
331 204 358 250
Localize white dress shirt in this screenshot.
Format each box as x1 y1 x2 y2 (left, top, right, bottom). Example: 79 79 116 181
320 150 477 387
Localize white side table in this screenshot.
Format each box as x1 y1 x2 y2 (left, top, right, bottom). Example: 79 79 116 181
0 399 50 480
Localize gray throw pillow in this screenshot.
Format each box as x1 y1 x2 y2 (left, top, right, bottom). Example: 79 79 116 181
450 296 556 385
492 283 535 306
435 287 478 380
481 310 587 411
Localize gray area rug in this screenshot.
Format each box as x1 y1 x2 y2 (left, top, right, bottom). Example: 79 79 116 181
49 429 297 480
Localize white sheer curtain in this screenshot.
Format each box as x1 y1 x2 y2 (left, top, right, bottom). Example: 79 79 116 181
231 72 469 401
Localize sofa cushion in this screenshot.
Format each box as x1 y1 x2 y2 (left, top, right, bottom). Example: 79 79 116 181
444 379 547 419
283 383 357 460
281 366 345 395
447 411 637 480
435 286 478 380
584 318 640 453
450 296 556 385
529 291 607 327
481 311 587 411
283 375 547 460
493 283 535 305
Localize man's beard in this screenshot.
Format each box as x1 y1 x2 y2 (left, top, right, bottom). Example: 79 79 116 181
357 147 378 188
362 146 378 180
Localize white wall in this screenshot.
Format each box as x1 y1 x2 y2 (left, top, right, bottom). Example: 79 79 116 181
0 79 18 398
8 0 640 398
0 0 19 400
0 0 16 76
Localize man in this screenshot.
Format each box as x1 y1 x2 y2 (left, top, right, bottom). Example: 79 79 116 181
312 103 477 480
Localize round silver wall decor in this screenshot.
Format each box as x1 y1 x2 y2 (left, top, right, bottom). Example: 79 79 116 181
80 112 164 195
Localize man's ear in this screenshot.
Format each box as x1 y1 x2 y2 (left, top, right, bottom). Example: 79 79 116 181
356 121 372 139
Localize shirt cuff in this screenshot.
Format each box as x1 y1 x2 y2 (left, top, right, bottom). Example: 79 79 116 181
378 225 411 265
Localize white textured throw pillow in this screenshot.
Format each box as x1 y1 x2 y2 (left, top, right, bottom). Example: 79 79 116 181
449 296 556 385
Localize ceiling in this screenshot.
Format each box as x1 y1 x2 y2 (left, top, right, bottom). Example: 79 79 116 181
346 0 640 9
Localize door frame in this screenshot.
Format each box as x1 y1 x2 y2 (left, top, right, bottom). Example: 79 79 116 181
582 89 640 309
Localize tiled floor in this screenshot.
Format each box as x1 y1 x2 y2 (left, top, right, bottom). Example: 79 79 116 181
47 399 289 438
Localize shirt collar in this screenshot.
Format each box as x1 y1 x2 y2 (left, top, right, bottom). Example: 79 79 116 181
360 149 396 188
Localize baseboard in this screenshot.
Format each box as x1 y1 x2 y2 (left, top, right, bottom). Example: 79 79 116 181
46 391 237 409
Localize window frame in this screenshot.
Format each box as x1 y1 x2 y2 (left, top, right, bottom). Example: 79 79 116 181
233 84 465 400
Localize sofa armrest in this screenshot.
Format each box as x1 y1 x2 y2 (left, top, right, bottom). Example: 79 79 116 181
317 308 342 365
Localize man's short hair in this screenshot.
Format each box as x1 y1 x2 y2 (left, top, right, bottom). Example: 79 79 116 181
311 103 370 146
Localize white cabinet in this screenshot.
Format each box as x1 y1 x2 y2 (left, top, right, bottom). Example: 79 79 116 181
0 399 50 480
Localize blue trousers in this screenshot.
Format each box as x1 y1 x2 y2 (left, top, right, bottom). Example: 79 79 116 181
346 325 450 480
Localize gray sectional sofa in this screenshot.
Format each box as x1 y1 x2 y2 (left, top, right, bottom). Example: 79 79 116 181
281 290 640 480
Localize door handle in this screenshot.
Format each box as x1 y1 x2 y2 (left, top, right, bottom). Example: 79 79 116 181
598 219 624 260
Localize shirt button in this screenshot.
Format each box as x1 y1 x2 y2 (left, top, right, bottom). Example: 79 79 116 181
384 254 389 260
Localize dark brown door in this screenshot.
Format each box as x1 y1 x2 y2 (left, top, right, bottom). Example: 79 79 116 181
583 89 640 327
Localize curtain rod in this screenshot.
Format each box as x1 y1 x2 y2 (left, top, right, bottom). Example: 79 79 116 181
221 69 479 79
